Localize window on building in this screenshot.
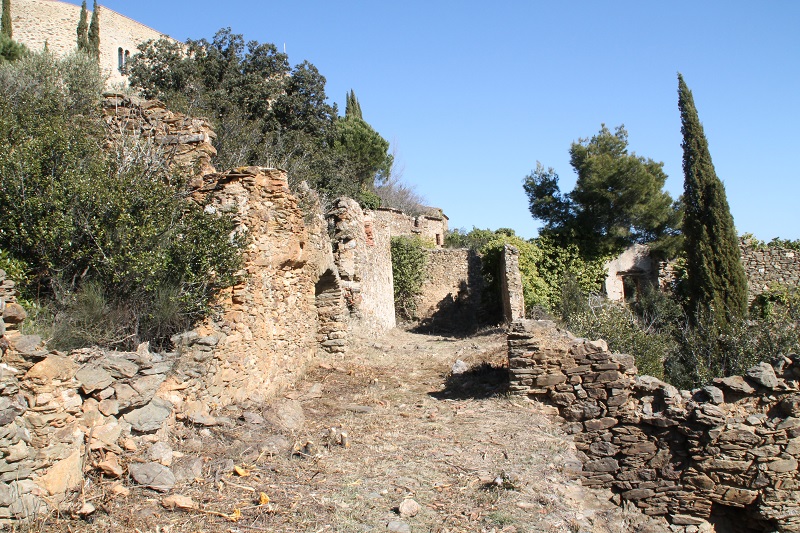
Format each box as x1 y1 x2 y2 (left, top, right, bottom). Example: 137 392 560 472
118 48 124 71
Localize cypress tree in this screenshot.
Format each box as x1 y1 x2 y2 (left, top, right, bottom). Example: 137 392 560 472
677 73 748 328
345 89 362 120
76 1 89 53
1 0 11 39
88 0 100 60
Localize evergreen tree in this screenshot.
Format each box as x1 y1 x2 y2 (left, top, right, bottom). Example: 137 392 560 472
88 1 100 60
1 0 11 39
345 89 362 119
76 1 89 53
677 73 747 327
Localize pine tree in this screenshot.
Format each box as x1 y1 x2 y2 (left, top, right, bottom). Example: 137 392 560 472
677 73 748 328
1 0 11 39
345 89 362 120
88 0 100 60
76 1 89 53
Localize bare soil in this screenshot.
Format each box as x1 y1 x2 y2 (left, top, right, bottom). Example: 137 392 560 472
28 327 668 533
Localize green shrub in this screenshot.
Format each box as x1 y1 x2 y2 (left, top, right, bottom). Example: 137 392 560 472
567 299 675 380
0 51 244 348
391 236 428 319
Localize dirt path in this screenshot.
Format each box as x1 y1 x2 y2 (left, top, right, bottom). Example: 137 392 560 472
41 328 667 533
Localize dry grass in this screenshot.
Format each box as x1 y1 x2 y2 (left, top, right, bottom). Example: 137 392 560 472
28 328 666 533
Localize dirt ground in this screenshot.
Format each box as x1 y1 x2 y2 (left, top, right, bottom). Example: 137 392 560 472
28 327 670 533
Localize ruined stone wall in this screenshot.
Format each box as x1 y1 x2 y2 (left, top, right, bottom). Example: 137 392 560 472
500 245 525 322
413 248 484 331
176 168 346 409
12 0 173 87
103 93 217 177
509 319 800 532
328 199 396 335
741 241 800 301
374 208 448 248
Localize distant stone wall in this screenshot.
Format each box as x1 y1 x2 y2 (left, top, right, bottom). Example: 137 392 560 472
12 0 173 87
741 242 800 301
604 244 658 302
374 208 448 248
413 248 484 331
509 319 800 533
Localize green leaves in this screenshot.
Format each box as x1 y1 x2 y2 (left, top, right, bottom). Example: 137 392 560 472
391 236 429 319
524 124 681 259
0 52 244 347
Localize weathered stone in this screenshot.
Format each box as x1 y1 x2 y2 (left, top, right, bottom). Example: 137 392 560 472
622 488 655 500
2 302 26 324
701 385 725 405
129 462 175 492
34 450 82 496
75 365 114 394
24 355 78 384
100 356 139 378
123 398 172 433
584 458 619 473
533 373 566 387
721 487 759 506
746 362 780 389
714 375 756 394
584 417 617 431
765 456 798 473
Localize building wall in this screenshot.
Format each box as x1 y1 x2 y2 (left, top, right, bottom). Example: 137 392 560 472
12 0 172 87
413 248 484 331
741 241 800 301
604 244 658 302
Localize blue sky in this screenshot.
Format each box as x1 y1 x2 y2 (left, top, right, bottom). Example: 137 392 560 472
96 1 799 240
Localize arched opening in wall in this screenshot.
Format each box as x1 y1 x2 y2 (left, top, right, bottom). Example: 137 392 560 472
118 47 124 71
315 269 346 354
708 502 775 532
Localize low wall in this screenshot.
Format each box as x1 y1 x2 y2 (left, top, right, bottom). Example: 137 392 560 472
509 319 800 532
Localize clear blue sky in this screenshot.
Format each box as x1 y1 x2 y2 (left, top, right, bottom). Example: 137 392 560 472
96 1 799 241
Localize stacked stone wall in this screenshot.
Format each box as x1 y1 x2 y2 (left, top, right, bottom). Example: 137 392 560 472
500 245 525 322
741 242 800 301
509 319 800 532
13 0 172 87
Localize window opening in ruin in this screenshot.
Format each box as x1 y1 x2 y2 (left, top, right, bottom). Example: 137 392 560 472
621 274 645 302
118 47 124 71
436 233 442 246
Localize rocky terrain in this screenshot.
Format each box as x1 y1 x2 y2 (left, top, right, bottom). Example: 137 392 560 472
11 327 670 533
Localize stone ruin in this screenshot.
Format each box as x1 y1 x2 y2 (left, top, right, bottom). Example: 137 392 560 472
509 319 800 532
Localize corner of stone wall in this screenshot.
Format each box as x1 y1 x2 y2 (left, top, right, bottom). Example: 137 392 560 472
508 318 800 532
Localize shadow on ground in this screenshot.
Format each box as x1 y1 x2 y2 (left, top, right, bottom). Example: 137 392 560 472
429 361 509 401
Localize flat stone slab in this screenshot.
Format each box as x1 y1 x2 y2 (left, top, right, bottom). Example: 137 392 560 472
124 398 172 433
129 462 175 492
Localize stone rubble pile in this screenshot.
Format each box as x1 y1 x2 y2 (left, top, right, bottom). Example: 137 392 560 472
509 319 800 533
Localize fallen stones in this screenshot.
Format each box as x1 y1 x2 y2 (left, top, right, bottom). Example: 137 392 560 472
129 462 176 492
123 398 173 433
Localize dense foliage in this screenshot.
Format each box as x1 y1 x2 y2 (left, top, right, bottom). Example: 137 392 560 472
127 30 396 210
390 236 429 319
524 125 682 258
677 74 748 328
0 52 244 349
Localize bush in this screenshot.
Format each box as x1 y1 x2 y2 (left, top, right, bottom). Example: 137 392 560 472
567 298 676 380
0 51 244 348
391 236 428 319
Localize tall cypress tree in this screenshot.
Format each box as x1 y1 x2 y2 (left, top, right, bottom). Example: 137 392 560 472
1 0 11 39
677 73 748 328
76 1 89 53
345 89 362 120
88 1 100 60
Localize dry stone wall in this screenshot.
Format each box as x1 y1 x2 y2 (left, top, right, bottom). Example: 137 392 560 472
500 245 525 322
13 0 173 87
374 208 448 248
509 319 800 533
741 242 800 301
